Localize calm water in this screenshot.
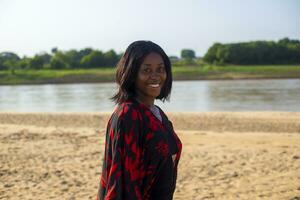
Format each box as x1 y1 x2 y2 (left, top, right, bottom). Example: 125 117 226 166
0 79 299 112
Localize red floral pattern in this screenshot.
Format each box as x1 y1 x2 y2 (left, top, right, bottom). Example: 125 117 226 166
155 141 169 157
97 99 182 200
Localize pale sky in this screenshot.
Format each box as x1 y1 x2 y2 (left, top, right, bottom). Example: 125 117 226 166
0 0 299 57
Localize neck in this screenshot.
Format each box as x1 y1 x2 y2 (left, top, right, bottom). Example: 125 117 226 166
135 95 154 108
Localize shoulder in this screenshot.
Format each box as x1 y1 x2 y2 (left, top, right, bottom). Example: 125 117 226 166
112 99 143 124
107 100 144 139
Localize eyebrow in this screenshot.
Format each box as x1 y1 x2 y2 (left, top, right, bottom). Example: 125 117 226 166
143 63 165 66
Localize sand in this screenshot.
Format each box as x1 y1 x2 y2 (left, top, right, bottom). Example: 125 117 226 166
0 112 300 200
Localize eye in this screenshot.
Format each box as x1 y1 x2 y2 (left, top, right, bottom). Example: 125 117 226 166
157 66 166 73
143 67 151 73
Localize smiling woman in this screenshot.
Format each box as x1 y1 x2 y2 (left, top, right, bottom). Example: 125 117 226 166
97 41 182 200
135 52 167 107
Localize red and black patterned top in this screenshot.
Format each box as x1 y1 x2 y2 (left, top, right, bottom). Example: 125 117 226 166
97 98 182 200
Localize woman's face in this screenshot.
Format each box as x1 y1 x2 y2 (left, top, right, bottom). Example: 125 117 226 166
135 52 167 104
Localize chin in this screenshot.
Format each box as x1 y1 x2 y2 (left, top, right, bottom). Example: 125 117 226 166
148 91 161 99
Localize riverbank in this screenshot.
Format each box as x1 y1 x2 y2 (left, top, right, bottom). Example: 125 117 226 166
1 112 300 199
1 65 300 85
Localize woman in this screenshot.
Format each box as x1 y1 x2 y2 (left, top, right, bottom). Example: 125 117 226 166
97 41 182 200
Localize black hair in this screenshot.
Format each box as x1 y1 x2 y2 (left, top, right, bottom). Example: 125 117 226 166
111 40 172 104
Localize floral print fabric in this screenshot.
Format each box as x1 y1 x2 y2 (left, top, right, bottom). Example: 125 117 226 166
97 99 182 200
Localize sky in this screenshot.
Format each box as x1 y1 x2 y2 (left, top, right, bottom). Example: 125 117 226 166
0 0 299 57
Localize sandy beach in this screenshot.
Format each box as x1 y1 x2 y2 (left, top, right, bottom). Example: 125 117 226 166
0 112 300 200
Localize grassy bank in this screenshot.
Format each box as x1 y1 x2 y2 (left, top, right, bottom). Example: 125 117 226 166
0 68 115 85
1 65 300 85
173 65 300 80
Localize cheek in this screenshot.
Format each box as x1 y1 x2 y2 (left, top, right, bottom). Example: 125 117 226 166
137 74 148 84
136 72 144 81
135 74 147 89
160 75 167 90
162 73 167 82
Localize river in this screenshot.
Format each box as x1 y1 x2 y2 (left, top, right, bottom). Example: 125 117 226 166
0 79 299 112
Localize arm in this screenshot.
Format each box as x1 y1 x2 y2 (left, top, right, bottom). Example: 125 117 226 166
98 110 145 200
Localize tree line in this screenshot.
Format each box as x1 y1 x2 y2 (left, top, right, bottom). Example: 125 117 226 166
0 47 198 71
0 48 122 70
1 38 300 71
203 38 300 65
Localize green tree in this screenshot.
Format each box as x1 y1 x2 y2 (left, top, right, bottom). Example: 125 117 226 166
17 57 31 69
104 49 119 66
65 49 82 68
0 52 20 73
181 49 196 60
203 38 300 65
29 53 51 69
0 55 6 70
50 51 69 69
80 50 105 68
79 48 93 58
203 43 221 64
50 57 66 69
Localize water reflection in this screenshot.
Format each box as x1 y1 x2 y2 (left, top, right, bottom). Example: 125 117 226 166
0 83 117 112
156 81 209 112
0 79 299 112
207 79 300 111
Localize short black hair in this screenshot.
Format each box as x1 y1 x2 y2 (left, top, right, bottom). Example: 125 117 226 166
111 40 172 104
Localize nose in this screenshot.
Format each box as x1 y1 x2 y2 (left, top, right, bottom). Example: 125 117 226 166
149 71 160 80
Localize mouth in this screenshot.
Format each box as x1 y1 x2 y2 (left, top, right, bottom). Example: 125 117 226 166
148 83 160 88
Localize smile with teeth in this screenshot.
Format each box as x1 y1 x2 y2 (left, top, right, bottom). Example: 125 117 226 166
148 83 160 88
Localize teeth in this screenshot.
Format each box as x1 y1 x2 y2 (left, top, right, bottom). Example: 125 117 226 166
149 84 159 88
